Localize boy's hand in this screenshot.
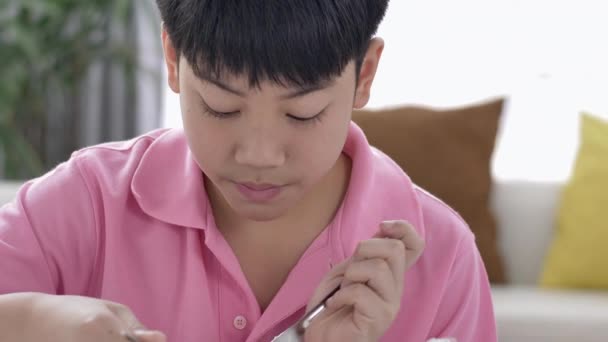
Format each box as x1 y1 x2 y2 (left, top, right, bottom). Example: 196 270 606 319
304 220 424 342
26 293 166 342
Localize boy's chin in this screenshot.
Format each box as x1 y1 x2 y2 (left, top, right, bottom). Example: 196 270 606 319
235 204 288 222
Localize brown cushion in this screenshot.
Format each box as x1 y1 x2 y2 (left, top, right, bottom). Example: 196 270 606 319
352 98 506 283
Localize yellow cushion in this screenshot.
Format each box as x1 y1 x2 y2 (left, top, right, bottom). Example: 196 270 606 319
541 113 608 289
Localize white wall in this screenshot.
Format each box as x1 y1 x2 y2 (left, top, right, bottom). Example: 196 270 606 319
162 0 608 182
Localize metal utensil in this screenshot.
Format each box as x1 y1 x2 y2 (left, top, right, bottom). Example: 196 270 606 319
271 285 341 341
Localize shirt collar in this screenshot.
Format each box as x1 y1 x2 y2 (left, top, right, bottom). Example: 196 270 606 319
329 122 426 261
131 128 210 229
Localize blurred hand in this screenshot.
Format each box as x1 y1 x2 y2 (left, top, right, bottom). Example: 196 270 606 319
304 220 424 342
26 294 166 342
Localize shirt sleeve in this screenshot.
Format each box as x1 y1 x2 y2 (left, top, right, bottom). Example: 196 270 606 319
428 232 498 342
0 157 98 295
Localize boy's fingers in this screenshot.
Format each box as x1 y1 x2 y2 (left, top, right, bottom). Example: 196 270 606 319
379 220 425 269
104 301 146 331
306 261 349 311
351 238 406 286
103 300 167 342
324 283 385 322
133 330 167 342
308 221 424 313
341 258 394 301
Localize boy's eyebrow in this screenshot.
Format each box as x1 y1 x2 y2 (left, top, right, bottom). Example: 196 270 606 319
201 75 335 99
282 80 335 99
202 76 247 97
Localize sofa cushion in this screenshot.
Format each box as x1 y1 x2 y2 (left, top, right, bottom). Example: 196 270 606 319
541 113 608 289
352 98 505 283
492 285 608 342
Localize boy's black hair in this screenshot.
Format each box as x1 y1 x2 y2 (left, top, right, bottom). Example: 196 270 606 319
156 0 389 88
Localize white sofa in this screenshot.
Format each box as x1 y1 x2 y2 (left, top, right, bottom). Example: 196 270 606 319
2 180 608 341
491 180 608 342
0 182 22 208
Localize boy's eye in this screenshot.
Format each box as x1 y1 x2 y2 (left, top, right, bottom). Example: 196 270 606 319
286 108 326 125
212 110 240 117
202 103 240 119
287 113 318 121
201 99 325 125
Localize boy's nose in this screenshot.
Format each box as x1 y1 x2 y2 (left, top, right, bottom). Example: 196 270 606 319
234 131 286 169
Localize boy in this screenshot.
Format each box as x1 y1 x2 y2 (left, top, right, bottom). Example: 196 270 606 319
0 1 496 341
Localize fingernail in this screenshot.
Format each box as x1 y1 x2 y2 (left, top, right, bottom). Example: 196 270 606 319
133 329 165 337
381 221 396 231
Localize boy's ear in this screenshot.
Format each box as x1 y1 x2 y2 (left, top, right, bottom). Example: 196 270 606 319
353 37 384 109
161 24 180 94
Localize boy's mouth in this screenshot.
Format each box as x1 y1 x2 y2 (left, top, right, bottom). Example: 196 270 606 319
234 182 284 202
239 182 281 191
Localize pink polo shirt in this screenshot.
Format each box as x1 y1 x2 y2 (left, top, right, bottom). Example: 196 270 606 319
0 123 496 341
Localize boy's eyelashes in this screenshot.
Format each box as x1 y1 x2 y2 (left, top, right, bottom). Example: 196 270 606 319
286 113 322 122
201 102 326 125
286 111 326 125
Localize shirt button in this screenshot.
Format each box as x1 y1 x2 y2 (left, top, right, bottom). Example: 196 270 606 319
233 315 247 330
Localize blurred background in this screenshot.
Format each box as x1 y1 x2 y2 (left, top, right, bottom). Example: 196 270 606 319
2 0 607 182
0 0 162 179
2 1 608 341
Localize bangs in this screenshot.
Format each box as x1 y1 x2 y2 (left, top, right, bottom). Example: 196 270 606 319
159 1 388 88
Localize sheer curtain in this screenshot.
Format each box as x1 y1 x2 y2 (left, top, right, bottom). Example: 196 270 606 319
47 0 163 168
162 0 608 182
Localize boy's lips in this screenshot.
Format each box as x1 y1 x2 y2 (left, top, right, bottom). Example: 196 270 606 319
234 182 284 202
239 182 282 191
